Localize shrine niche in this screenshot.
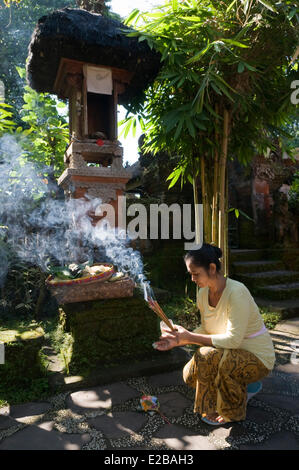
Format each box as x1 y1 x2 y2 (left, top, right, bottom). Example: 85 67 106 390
26 8 161 225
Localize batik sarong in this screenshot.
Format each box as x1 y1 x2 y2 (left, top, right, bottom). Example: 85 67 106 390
183 346 271 422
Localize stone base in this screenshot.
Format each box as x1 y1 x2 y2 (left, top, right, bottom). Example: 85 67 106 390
50 347 191 393
0 328 45 388
59 291 162 376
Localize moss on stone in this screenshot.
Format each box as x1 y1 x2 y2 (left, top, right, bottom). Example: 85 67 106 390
59 292 161 375
0 327 46 388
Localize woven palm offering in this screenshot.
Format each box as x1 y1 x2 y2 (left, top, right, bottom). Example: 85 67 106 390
46 262 135 304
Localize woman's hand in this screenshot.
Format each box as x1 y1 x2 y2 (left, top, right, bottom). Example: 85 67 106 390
153 325 191 351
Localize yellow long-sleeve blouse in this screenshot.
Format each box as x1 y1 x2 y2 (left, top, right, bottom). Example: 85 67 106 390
193 277 276 370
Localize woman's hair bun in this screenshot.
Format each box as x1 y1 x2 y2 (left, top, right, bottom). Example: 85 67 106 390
184 243 223 273
211 245 222 259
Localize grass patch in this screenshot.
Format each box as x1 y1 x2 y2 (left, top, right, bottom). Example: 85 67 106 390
0 315 53 408
162 296 199 331
0 378 50 409
260 308 282 330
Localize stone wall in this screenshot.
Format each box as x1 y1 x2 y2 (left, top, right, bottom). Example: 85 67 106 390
59 291 160 375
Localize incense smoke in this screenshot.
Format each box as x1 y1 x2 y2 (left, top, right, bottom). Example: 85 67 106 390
0 134 146 288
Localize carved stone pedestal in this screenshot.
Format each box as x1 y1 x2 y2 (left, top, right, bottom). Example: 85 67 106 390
59 139 132 226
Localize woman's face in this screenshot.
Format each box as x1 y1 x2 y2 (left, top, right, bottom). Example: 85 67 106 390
185 259 212 288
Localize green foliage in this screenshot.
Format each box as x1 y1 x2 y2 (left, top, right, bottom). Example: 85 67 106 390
122 0 298 188
0 0 77 119
289 170 299 215
46 260 93 280
14 67 69 178
228 207 254 222
0 256 44 318
163 296 200 331
0 377 50 408
0 102 16 136
60 296 160 375
260 307 282 330
0 319 49 406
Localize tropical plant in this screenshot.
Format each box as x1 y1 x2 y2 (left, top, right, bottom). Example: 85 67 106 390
121 0 298 274
289 170 299 215
14 67 69 179
0 0 78 119
0 102 15 136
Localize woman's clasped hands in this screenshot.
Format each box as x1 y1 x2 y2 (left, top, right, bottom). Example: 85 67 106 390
154 324 191 351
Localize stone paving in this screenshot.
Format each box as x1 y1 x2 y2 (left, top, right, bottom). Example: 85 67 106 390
0 320 298 450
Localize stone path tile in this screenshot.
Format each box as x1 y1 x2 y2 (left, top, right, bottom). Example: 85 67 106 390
158 392 192 418
0 421 91 450
270 330 299 365
88 411 147 439
9 402 52 422
245 405 274 425
207 423 247 449
148 370 184 388
256 393 299 414
0 415 18 430
274 319 299 336
261 373 294 395
239 432 299 450
154 424 217 450
67 382 139 414
275 363 299 380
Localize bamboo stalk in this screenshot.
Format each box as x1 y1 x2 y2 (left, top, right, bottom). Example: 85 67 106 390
212 104 219 245
192 158 201 246
192 156 201 308
201 154 212 243
218 109 229 266
224 165 229 277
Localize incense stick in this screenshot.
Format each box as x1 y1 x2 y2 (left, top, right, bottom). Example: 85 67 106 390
143 281 176 332
148 299 176 332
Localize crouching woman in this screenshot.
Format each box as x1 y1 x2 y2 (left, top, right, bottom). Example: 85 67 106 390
154 244 275 425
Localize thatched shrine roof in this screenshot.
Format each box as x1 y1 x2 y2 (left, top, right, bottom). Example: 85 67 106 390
26 8 161 106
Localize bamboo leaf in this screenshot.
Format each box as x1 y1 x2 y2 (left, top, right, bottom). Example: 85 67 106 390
238 62 245 73
204 102 223 120
221 39 249 49
238 209 254 222
226 0 237 12
178 16 205 22
124 9 140 26
174 118 184 140
132 118 137 138
185 117 196 138
243 62 258 72
187 174 193 185
167 167 182 188
243 0 250 15
186 43 212 64
258 0 278 13
193 120 207 131
210 81 222 95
